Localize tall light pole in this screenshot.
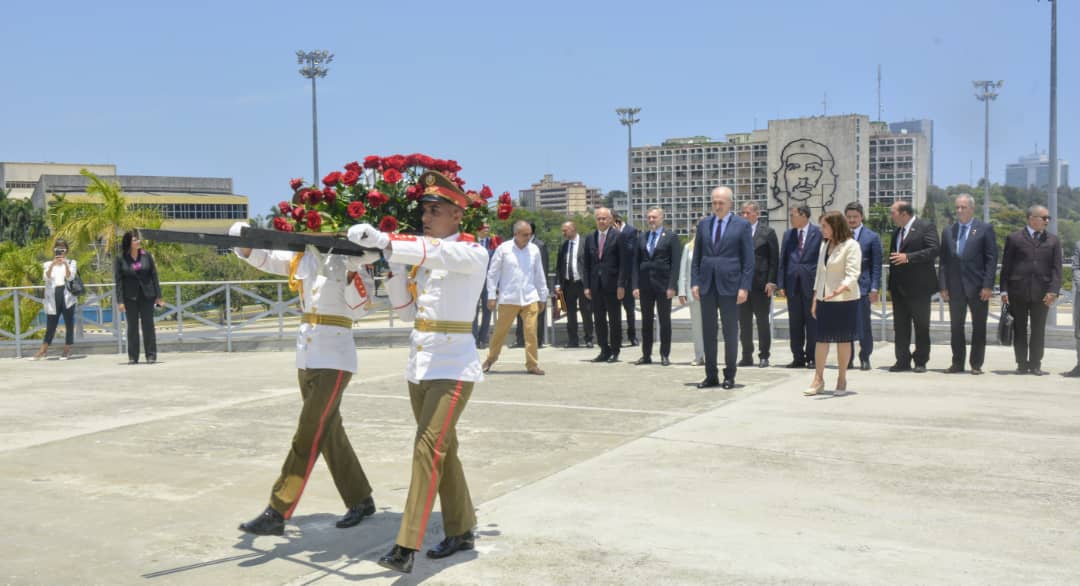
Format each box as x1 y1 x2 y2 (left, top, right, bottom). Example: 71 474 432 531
1045 0 1059 235
973 80 1003 223
616 107 640 224
297 50 333 183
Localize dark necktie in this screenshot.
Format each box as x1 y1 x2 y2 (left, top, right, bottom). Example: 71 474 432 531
797 229 805 255
648 231 657 256
957 225 968 255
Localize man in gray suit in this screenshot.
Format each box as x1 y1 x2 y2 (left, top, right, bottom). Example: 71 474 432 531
938 194 998 375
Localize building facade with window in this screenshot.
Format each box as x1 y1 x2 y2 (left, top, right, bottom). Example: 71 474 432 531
1005 153 1070 190
519 174 603 215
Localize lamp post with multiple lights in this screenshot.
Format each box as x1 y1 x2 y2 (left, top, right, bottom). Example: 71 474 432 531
973 80 1002 223
616 107 641 223
297 50 333 183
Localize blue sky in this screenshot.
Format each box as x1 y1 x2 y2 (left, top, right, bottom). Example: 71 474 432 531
2 0 1073 217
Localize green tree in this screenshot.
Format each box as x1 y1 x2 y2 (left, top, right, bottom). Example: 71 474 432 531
0 190 50 245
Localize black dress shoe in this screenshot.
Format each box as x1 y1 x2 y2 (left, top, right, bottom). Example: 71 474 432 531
805 361 815 369
238 506 284 536
859 360 871 371
634 356 652 365
889 363 911 372
721 379 735 389
971 367 984 375
1016 366 1029 375
697 378 720 389
945 365 964 374
591 353 610 363
737 358 754 367
661 356 671 366
426 530 475 559
335 496 375 528
606 354 620 363
1063 366 1080 378
585 341 594 348
913 365 927 373
377 545 415 573
784 361 805 369
758 359 769 368
1029 368 1048 376
628 337 639 346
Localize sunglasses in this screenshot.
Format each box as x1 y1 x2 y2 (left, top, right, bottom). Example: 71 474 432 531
1031 215 1051 221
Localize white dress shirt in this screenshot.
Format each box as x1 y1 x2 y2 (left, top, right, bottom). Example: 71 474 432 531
384 232 490 383
486 240 549 305
564 235 581 282
238 247 374 373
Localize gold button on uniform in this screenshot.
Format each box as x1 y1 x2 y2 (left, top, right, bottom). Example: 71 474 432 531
416 345 423 351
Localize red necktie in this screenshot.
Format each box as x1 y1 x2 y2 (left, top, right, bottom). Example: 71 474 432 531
598 232 606 260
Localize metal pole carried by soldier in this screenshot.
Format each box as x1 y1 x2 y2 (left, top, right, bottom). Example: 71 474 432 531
347 170 490 574
231 221 382 536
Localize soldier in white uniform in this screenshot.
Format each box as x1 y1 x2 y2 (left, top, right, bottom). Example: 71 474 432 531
348 171 489 574
231 221 382 536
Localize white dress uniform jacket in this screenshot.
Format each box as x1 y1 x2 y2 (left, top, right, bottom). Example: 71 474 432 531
237 246 376 373
383 233 489 383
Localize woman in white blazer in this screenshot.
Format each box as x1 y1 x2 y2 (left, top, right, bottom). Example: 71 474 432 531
805 211 862 395
32 239 78 360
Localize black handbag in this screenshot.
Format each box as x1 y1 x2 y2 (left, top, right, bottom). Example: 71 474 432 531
66 273 86 296
997 302 1014 346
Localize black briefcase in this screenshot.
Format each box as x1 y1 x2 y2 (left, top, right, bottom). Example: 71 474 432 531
997 302 1014 346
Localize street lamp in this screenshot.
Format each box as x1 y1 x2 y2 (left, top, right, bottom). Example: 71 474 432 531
297 49 334 184
1044 0 1059 235
973 80 1002 223
616 107 640 225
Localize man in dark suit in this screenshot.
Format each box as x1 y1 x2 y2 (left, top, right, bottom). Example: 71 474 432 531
1000 205 1063 376
691 186 754 389
737 202 779 368
516 221 550 348
472 224 496 348
887 200 939 373
631 207 681 366
844 202 883 371
555 220 592 348
938 194 998 375
583 207 630 362
777 203 821 369
614 214 639 347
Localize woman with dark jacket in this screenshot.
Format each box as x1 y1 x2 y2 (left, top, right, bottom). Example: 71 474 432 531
114 230 163 364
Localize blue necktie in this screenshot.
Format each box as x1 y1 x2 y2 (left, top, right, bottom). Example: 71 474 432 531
957 224 968 255
647 231 657 256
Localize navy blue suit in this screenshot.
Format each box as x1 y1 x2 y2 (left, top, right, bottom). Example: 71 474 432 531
938 220 998 370
778 224 822 364
851 225 883 363
692 213 755 382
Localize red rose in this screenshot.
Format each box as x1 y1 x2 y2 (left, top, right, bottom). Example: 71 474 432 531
469 198 485 209
405 184 422 201
342 170 360 186
379 216 399 232
322 171 342 186
289 178 303 190
498 191 512 205
278 201 291 215
291 206 306 221
323 187 336 205
382 168 403 184
415 154 435 169
383 155 406 171
497 203 512 220
367 189 389 207
344 161 361 173
306 210 322 230
480 185 494 199
273 216 294 232
306 188 322 205
363 155 382 170
347 201 366 219
451 175 466 188
445 160 462 173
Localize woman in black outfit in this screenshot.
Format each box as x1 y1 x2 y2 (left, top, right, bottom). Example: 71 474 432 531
114 230 163 364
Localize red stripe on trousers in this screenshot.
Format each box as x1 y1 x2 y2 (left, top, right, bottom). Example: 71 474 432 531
415 380 463 550
284 370 346 520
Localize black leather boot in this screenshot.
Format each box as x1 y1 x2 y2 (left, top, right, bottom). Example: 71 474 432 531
238 506 284 536
378 545 415 573
335 496 375 528
426 530 475 559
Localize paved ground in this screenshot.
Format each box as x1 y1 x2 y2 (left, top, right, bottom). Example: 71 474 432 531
3 340 1079 585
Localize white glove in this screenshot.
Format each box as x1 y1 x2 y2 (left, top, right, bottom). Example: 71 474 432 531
347 223 390 249
228 221 248 237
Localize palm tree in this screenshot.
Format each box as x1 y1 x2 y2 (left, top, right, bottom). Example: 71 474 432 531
49 169 162 270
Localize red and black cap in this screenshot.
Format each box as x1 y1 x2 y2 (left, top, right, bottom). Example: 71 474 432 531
418 170 473 209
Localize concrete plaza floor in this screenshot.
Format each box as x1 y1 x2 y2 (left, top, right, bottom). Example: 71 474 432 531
3 340 1079 585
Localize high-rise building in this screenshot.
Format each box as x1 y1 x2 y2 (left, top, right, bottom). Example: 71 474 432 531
519 174 602 215
628 114 928 236
1005 153 1070 190
888 119 933 184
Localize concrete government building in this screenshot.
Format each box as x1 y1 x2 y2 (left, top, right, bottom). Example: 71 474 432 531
1005 152 1069 191
627 114 930 235
1 161 249 233
519 174 603 215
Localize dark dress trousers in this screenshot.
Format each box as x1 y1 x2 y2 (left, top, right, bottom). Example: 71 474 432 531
852 226 883 362
620 224 639 342
691 213 754 382
556 236 592 346
887 217 939 368
517 237 550 346
1000 228 1063 371
778 224 822 364
632 228 682 360
937 220 998 370
472 237 496 345
583 228 631 358
739 223 779 361
114 250 162 362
